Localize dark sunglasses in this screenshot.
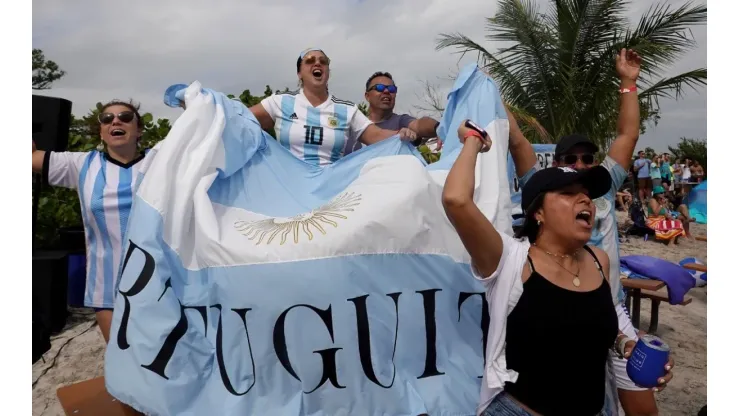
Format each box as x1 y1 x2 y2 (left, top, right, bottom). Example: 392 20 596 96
560 153 595 165
303 56 330 66
98 111 135 125
368 84 398 93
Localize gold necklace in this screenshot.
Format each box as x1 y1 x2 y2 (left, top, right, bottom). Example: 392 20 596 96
533 244 582 287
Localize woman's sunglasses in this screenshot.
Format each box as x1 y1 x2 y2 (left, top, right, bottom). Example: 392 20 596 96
98 111 135 125
303 56 330 66
368 84 398 94
560 153 595 165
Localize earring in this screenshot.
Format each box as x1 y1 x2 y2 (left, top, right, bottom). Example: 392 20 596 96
96 142 104 151
536 220 542 226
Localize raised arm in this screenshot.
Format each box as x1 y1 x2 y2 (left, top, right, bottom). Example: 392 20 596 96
442 122 502 277
506 107 538 178
32 140 44 173
608 49 642 170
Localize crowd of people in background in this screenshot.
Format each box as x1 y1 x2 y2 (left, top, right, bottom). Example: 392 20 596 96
621 150 704 244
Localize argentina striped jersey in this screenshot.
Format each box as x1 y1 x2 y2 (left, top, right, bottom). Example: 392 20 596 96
260 89 372 166
43 150 153 308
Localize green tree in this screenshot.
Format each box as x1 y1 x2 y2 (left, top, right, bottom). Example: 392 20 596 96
32 49 66 90
669 137 706 172
436 0 707 149
357 102 369 116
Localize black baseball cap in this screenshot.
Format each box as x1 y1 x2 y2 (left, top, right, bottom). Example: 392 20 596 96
554 134 599 160
521 165 612 213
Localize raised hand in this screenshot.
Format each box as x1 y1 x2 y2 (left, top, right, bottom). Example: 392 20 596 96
616 48 642 82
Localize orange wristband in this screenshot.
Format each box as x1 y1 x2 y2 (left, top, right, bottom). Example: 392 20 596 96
463 131 489 151
619 85 637 94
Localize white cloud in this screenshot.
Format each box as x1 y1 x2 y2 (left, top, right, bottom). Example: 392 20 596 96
32 0 706 150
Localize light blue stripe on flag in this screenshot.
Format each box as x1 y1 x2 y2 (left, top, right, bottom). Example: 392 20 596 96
278 95 296 150
304 106 321 165
330 105 347 162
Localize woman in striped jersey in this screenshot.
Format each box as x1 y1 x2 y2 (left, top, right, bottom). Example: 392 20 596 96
32 100 155 343
249 48 419 166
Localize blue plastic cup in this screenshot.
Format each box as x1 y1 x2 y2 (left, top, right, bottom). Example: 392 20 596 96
627 334 670 388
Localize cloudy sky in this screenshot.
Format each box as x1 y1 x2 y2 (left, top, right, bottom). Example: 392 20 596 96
32 0 706 152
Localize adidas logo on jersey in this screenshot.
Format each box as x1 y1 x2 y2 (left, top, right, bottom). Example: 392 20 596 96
289 113 298 120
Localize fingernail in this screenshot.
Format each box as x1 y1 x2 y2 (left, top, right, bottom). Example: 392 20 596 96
658 378 665 384
653 387 659 392
665 365 672 371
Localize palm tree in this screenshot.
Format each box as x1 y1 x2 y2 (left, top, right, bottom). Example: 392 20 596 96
436 0 707 148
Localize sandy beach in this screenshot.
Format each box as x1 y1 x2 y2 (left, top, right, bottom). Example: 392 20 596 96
31 214 708 416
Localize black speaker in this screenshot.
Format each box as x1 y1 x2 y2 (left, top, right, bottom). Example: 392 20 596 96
32 95 72 152
32 250 70 363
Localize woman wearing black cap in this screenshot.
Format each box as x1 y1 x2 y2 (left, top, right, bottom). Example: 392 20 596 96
442 121 642 415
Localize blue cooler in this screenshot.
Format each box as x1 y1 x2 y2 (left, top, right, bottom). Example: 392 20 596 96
67 254 86 307
59 227 86 308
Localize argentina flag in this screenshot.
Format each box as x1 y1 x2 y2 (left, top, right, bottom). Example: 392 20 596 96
105 63 512 415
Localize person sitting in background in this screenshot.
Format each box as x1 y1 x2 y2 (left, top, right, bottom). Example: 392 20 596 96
616 188 633 212
31 99 157 343
690 161 704 183
363 71 439 149
616 169 635 211
646 186 688 244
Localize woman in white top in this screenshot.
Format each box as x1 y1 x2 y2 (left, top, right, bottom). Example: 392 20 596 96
31 100 156 342
442 121 672 415
248 48 416 166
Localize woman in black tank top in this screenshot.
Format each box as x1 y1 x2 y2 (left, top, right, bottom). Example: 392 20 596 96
443 126 630 416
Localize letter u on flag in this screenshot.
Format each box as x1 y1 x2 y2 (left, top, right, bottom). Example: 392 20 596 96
105 63 513 415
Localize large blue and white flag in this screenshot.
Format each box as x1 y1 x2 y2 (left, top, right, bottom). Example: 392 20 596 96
105 64 512 415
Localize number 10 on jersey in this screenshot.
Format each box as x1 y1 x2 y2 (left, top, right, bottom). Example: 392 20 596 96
304 125 324 145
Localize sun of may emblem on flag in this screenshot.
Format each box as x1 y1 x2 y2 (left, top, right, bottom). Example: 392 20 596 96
234 192 362 245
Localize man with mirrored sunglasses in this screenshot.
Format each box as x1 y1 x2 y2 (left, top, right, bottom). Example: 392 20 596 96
363 71 439 148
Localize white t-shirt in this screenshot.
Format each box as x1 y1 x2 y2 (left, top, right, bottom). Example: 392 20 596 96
472 232 531 415
260 89 372 166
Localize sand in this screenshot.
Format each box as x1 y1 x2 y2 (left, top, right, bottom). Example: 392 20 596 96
31 215 707 416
